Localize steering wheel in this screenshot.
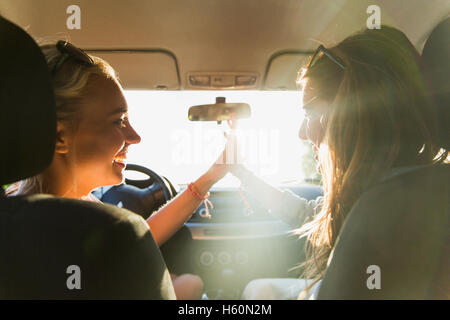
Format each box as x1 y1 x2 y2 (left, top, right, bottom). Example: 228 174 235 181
97 163 176 219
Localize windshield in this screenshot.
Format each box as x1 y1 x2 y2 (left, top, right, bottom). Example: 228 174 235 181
124 90 319 188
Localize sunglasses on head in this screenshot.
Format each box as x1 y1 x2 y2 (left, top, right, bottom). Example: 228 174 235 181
306 45 345 70
51 40 94 75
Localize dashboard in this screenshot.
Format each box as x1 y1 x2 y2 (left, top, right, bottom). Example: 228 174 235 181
162 184 322 299
93 168 323 299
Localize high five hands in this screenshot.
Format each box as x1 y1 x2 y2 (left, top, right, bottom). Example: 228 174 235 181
206 118 243 183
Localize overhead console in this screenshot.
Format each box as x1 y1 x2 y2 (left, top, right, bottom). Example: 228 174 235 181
187 72 259 90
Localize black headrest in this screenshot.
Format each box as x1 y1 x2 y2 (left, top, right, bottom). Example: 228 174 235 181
0 17 56 185
422 17 450 149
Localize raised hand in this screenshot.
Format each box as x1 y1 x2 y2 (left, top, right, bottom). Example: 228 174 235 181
206 118 242 183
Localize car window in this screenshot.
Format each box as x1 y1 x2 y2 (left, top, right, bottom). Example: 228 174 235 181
124 90 320 187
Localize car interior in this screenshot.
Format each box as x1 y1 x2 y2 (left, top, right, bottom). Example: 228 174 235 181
0 0 448 300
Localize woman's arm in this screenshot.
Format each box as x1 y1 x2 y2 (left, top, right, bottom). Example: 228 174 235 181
232 165 321 228
146 137 234 246
146 169 218 247
146 123 238 246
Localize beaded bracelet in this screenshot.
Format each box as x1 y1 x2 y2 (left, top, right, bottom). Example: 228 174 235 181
188 182 214 219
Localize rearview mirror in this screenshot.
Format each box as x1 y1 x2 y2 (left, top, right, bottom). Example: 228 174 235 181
188 97 251 123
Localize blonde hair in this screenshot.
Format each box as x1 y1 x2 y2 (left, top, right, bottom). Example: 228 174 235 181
296 26 447 298
7 41 118 196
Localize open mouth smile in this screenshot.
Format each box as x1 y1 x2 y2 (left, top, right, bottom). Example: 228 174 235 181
113 151 127 167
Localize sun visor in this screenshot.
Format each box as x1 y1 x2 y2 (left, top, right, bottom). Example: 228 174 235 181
86 50 181 90
263 52 311 90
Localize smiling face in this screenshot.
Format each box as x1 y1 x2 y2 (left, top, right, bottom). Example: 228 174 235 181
63 76 141 193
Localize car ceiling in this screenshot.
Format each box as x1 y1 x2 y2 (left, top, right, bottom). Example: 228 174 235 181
1 0 449 90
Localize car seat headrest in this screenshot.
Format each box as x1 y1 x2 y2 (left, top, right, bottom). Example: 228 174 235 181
0 17 56 185
422 16 450 149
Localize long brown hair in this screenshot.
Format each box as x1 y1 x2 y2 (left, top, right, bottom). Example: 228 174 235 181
296 26 447 297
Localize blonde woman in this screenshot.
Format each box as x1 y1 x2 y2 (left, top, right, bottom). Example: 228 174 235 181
238 26 447 299
7 40 231 300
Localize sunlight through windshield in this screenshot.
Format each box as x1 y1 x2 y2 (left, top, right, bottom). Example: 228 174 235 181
124 90 315 187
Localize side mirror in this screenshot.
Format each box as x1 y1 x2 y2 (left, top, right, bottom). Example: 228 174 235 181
188 97 251 123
